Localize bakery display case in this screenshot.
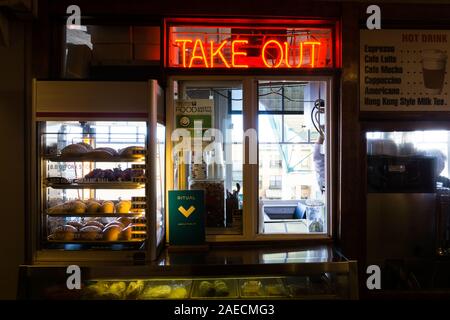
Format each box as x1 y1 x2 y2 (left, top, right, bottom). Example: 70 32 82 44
30 80 164 262
19 245 359 299
41 121 148 248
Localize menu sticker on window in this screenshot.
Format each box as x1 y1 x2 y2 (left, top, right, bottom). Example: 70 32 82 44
168 190 205 245
175 99 214 134
360 30 449 111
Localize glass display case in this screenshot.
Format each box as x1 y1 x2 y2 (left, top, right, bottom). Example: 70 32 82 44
30 80 164 262
19 246 358 300
40 120 148 249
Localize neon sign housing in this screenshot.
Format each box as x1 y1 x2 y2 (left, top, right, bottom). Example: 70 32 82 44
166 20 335 69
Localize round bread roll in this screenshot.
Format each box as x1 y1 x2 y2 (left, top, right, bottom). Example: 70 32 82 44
94 147 118 156
86 201 101 213
116 217 131 227
48 203 67 214
103 225 122 241
66 221 84 230
119 146 145 158
71 201 86 214
115 200 132 214
84 149 114 160
53 225 77 241
79 226 102 240
119 225 133 241
84 220 104 229
61 143 90 157
100 201 114 214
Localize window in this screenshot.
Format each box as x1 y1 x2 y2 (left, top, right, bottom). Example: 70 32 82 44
269 176 283 189
171 80 243 235
258 80 328 235
168 77 331 240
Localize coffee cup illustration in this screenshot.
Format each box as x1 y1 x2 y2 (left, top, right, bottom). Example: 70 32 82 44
422 49 447 94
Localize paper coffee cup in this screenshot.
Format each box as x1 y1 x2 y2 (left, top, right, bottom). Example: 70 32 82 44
422 50 447 95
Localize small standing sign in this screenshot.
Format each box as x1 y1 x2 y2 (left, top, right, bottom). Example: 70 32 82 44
168 190 205 246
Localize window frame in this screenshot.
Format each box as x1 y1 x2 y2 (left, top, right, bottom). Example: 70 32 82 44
166 75 334 242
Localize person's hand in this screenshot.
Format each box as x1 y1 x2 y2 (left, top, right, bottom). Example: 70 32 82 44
317 135 324 144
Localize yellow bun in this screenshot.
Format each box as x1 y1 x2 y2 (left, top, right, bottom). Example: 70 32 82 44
79 226 102 240
103 225 122 241
100 201 114 214
115 200 132 214
119 225 133 241
86 201 101 213
119 146 145 158
71 201 86 214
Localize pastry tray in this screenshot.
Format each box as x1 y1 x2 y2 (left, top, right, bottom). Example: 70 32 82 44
45 182 145 189
43 155 146 163
45 212 145 217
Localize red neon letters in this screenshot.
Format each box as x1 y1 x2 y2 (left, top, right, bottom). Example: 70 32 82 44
174 39 322 69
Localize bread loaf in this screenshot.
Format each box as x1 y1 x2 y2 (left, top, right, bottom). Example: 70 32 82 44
100 201 114 213
115 200 131 213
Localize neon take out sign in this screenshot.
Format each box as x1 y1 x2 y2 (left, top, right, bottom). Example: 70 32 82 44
167 24 333 69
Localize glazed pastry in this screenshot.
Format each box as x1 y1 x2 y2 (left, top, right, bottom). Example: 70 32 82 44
109 282 127 298
119 146 145 158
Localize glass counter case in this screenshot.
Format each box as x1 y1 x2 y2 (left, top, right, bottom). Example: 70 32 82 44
18 245 358 300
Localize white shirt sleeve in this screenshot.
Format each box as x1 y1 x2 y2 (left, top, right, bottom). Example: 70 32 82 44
313 143 325 191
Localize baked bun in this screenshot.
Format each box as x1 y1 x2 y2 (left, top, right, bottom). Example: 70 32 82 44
61 143 91 157
103 225 122 241
116 217 131 227
115 200 132 213
71 201 86 214
94 147 118 156
86 201 101 213
119 146 145 158
66 221 84 230
84 221 104 229
79 226 102 240
119 225 133 241
53 225 77 241
100 201 114 214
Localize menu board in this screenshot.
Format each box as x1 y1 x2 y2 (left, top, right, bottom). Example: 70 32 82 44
360 30 449 111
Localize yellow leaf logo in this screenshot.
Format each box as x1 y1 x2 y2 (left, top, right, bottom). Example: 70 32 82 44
178 205 195 218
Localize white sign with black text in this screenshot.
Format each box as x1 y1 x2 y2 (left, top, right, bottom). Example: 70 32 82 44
360 30 449 111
